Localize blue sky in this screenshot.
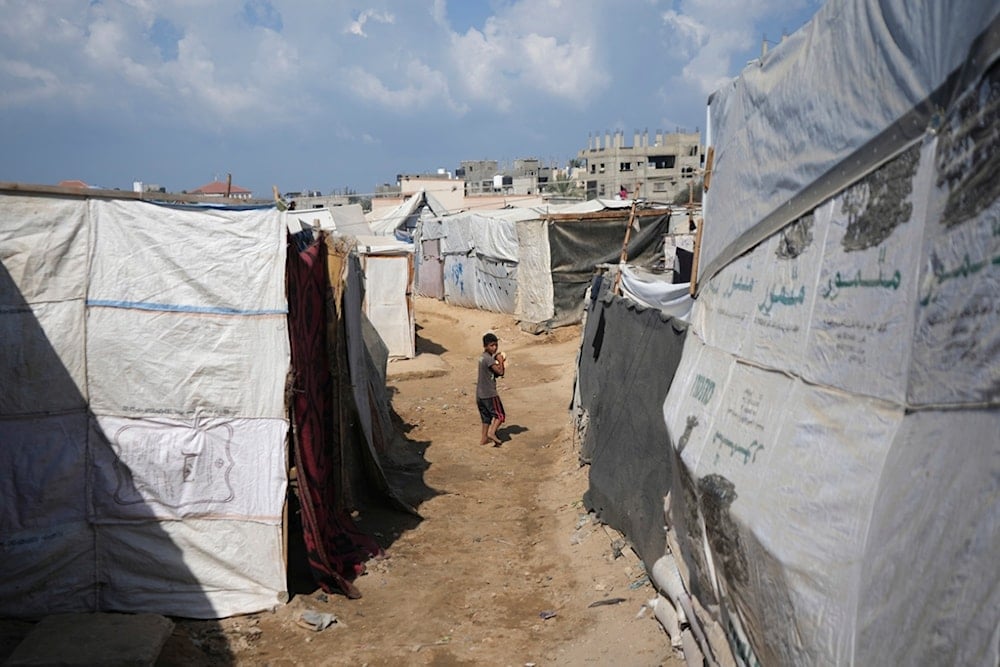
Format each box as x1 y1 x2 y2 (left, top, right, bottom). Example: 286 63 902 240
0 0 822 198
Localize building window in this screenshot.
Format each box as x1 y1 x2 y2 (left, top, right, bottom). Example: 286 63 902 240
599 184 606 196
619 162 632 172
689 145 699 156
649 155 676 169
599 163 605 173
590 165 596 174
682 166 695 179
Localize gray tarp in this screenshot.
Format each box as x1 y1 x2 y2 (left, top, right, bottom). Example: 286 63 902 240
699 0 1000 286
577 276 688 567
546 211 671 328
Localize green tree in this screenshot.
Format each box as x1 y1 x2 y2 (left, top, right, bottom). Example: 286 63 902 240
545 175 583 199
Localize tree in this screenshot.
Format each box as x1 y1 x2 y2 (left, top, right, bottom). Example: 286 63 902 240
545 174 583 199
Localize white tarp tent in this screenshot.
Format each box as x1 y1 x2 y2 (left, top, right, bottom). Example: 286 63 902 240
367 190 449 239
1 195 289 618
286 204 372 237
410 200 674 328
354 235 415 359
657 1 1000 665
437 207 536 314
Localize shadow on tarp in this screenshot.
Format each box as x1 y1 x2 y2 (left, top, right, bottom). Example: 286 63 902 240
0 258 232 664
284 234 441 601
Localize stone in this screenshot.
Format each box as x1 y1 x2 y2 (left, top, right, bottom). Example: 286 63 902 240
5 613 174 666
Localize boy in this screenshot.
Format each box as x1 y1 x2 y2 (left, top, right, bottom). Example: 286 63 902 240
476 332 506 446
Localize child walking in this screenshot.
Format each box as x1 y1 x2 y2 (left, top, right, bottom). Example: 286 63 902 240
476 332 506 446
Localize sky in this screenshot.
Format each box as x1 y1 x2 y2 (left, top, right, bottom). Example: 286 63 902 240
0 0 823 198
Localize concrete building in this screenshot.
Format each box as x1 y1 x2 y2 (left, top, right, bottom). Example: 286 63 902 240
456 160 499 196
457 158 557 197
577 129 703 202
283 191 351 209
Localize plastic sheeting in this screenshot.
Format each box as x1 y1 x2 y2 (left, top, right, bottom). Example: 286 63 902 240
619 266 693 321
367 190 449 237
285 205 373 237
513 219 554 324
698 0 1000 285
576 277 688 567
360 252 415 359
544 210 672 328
661 5 1000 663
0 195 289 619
434 209 530 314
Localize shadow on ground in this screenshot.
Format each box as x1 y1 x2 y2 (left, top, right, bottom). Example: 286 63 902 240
415 323 447 355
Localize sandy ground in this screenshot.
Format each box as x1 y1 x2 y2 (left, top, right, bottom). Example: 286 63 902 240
1 297 681 666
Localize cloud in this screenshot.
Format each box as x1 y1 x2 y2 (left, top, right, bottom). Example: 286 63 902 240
448 2 609 108
0 59 82 108
660 0 816 95
346 9 395 37
335 126 379 144
0 0 824 194
343 59 467 114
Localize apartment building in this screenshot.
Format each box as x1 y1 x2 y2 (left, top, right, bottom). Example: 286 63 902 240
457 158 556 196
577 130 703 202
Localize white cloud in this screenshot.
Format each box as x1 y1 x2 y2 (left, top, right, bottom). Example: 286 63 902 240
660 0 815 95
0 59 74 108
343 59 467 114
346 9 395 38
448 1 609 107
0 0 823 192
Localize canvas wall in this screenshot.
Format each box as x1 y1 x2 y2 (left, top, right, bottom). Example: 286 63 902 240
0 195 289 618
661 5 1000 663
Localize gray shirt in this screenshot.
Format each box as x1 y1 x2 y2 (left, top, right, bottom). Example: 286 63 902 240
477 351 499 399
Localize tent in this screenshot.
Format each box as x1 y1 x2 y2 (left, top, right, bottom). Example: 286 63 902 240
515 203 673 330
286 203 373 237
0 190 403 618
422 207 537 312
353 235 416 359
646 1 1000 664
411 200 674 330
367 190 449 240
574 273 690 567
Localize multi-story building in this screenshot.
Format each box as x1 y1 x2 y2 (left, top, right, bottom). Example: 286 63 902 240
458 158 557 197
456 160 499 196
577 129 703 202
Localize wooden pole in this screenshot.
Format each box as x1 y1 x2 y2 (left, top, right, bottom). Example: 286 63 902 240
225 173 232 198
703 146 715 192
689 216 704 297
612 201 639 295
688 146 713 296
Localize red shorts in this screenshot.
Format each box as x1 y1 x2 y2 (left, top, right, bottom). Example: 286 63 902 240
476 396 506 424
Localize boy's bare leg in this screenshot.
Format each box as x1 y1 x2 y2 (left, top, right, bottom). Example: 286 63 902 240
487 418 502 445
480 422 490 445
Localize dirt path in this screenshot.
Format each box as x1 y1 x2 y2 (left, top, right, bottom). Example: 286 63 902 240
2 297 679 666
260 296 679 666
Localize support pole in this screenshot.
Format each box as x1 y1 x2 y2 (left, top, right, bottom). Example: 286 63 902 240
613 201 639 295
